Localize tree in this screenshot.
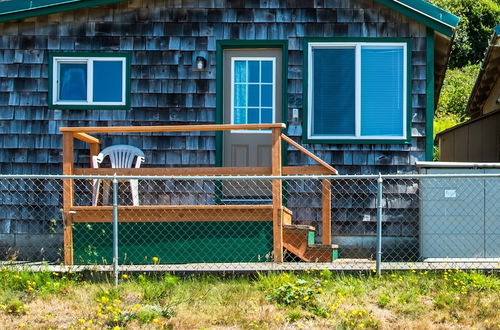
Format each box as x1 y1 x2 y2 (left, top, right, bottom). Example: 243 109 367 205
430 0 500 68
435 64 480 121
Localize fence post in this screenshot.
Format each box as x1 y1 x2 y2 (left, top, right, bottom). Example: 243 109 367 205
112 174 119 287
376 173 383 276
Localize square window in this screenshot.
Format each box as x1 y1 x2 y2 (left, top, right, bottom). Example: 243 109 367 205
49 53 130 109
306 41 409 142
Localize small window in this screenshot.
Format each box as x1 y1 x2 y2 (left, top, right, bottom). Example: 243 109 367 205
306 41 409 142
231 57 275 130
49 53 130 109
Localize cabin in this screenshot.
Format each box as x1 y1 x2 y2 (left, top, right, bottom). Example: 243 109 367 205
436 26 500 162
0 0 458 264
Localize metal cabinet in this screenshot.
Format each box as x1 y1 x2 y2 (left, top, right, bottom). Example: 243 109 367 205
419 164 500 259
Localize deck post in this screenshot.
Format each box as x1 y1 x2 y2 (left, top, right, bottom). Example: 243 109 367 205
62 132 74 265
321 179 332 246
89 142 100 167
271 127 283 262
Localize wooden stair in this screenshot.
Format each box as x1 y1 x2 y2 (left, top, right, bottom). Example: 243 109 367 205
283 224 339 262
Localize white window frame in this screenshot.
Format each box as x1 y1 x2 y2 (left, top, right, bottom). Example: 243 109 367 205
52 56 127 106
230 57 276 133
307 42 407 140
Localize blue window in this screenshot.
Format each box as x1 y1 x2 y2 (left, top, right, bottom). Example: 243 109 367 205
50 53 129 109
232 58 275 127
307 42 408 141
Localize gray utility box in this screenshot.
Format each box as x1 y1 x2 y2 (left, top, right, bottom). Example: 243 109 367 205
417 162 500 259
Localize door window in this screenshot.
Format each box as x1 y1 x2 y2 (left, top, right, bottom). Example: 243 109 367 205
231 58 275 126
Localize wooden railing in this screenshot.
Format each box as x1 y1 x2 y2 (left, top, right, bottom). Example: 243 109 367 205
59 124 337 264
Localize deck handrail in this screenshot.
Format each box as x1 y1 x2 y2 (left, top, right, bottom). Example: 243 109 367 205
60 123 286 134
280 133 338 175
59 123 336 265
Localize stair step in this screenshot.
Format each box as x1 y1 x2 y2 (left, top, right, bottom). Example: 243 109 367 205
283 224 315 231
305 244 339 262
283 224 339 262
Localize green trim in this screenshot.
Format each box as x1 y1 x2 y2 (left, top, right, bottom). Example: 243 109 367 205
374 0 458 37
215 40 288 167
48 51 131 110
426 29 435 161
0 0 127 23
302 38 413 145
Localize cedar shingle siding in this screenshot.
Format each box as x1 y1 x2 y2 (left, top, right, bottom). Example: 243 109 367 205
0 0 427 256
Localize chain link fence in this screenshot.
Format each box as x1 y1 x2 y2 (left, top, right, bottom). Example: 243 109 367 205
1 173 499 275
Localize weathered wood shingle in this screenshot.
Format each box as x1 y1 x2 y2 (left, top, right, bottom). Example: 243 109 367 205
0 0 429 245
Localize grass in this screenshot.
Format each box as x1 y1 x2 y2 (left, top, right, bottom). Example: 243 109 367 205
0 266 499 329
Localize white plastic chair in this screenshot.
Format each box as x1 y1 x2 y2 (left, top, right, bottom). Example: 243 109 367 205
92 145 145 206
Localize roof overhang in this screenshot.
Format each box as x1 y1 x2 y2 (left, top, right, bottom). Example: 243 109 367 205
465 27 500 119
0 0 128 23
0 0 460 37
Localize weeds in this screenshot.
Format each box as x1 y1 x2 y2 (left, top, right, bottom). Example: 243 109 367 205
0 269 498 329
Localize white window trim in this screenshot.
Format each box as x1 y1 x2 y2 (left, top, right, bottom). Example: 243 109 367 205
230 57 276 134
307 42 408 140
52 56 127 106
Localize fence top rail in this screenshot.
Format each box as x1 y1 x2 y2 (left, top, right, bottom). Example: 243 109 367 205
60 123 286 134
2 173 500 180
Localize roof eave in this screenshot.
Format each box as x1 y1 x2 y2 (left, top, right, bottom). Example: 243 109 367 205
465 27 500 117
374 0 459 37
0 0 128 23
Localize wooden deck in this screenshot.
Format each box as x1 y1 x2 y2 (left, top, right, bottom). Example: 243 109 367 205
60 123 337 265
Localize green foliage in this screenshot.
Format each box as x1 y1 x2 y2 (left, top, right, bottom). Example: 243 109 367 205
138 274 179 303
430 0 500 68
266 277 323 312
136 305 163 323
0 267 76 296
0 298 27 315
377 295 390 308
436 64 480 121
286 309 303 322
338 309 380 329
434 114 462 138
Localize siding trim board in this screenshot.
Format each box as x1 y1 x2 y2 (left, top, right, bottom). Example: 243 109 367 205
48 51 132 110
302 37 413 145
426 28 435 161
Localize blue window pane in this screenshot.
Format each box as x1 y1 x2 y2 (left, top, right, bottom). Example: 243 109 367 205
234 108 246 124
59 63 87 101
248 108 259 124
248 61 260 83
261 85 272 107
361 47 404 136
313 48 355 136
93 61 123 102
261 108 272 123
234 61 246 83
261 61 273 83
248 84 260 107
234 84 247 107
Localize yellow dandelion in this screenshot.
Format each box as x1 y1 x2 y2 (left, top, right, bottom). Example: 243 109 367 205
122 274 129 279
152 256 159 263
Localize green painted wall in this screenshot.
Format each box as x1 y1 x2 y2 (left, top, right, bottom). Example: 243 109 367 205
73 221 273 264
